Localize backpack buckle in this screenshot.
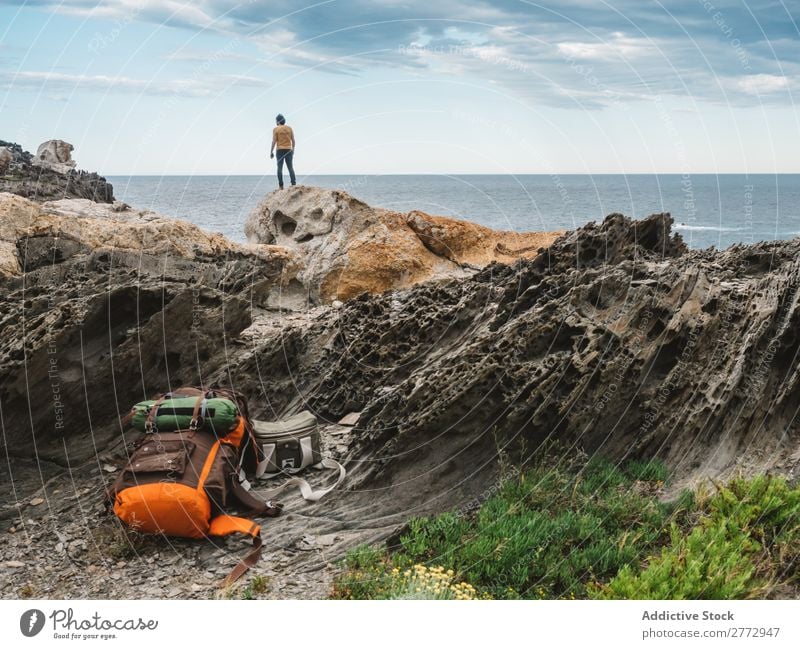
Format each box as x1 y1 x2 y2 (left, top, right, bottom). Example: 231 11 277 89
145 420 156 434
189 418 200 431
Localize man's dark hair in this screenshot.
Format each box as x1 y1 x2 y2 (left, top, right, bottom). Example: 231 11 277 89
275 113 286 125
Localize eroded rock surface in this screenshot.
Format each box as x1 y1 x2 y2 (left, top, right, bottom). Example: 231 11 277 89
245 185 563 302
3 197 800 599
235 212 800 507
0 193 298 468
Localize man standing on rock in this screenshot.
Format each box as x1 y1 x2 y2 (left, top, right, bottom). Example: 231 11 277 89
270 113 296 189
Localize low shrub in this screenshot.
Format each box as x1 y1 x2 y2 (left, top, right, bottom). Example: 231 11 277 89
593 475 800 599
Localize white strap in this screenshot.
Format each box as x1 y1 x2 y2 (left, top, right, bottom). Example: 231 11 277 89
255 442 277 478
255 458 346 503
237 468 252 492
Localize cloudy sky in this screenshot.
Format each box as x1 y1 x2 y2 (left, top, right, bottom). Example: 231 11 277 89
0 0 798 174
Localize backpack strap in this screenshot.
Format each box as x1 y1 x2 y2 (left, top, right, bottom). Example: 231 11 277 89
254 458 346 503
144 395 167 433
189 395 204 431
230 479 284 517
166 386 206 398
208 515 264 587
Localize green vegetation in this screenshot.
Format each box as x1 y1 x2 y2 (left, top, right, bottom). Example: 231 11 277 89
331 551 487 600
594 475 800 599
219 573 272 600
331 456 800 600
89 521 160 561
239 574 271 600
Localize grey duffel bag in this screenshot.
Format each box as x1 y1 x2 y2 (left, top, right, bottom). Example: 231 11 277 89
254 411 321 475
250 411 346 502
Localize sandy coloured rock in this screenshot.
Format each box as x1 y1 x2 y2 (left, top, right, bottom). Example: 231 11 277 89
0 192 299 279
245 185 563 303
406 209 557 267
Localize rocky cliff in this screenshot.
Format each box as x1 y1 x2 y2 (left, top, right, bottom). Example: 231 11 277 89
0 192 299 463
0 140 114 203
1 187 799 598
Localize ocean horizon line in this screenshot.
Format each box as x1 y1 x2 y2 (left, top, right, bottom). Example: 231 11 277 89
106 171 800 178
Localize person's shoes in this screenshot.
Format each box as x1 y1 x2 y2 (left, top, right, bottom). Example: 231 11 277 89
291 182 296 186
278 185 284 189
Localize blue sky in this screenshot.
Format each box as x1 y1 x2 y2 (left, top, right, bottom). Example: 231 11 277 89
0 0 798 174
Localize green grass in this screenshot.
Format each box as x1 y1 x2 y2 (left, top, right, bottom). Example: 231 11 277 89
333 455 692 599
238 574 271 600
592 475 800 599
331 457 800 600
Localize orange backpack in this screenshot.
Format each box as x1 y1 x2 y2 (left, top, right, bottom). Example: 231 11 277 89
107 387 280 587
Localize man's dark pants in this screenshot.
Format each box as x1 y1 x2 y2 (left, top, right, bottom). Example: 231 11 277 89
276 149 296 188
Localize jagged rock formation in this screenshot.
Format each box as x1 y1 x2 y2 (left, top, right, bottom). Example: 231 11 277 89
235 212 800 508
2 190 800 598
245 185 562 302
0 140 114 203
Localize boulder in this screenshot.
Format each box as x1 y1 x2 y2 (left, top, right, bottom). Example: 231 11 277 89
245 185 564 303
34 139 76 174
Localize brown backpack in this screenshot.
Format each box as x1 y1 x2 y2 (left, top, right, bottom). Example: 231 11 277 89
108 387 280 587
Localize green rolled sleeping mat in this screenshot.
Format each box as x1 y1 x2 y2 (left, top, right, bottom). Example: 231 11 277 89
131 396 239 434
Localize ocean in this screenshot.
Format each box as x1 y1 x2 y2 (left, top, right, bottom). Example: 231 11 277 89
107 174 800 250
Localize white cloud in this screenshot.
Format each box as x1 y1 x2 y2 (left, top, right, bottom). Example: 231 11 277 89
254 27 298 49
557 32 654 61
736 74 791 95
162 48 253 63
1 70 270 96
4 71 209 96
56 0 219 30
